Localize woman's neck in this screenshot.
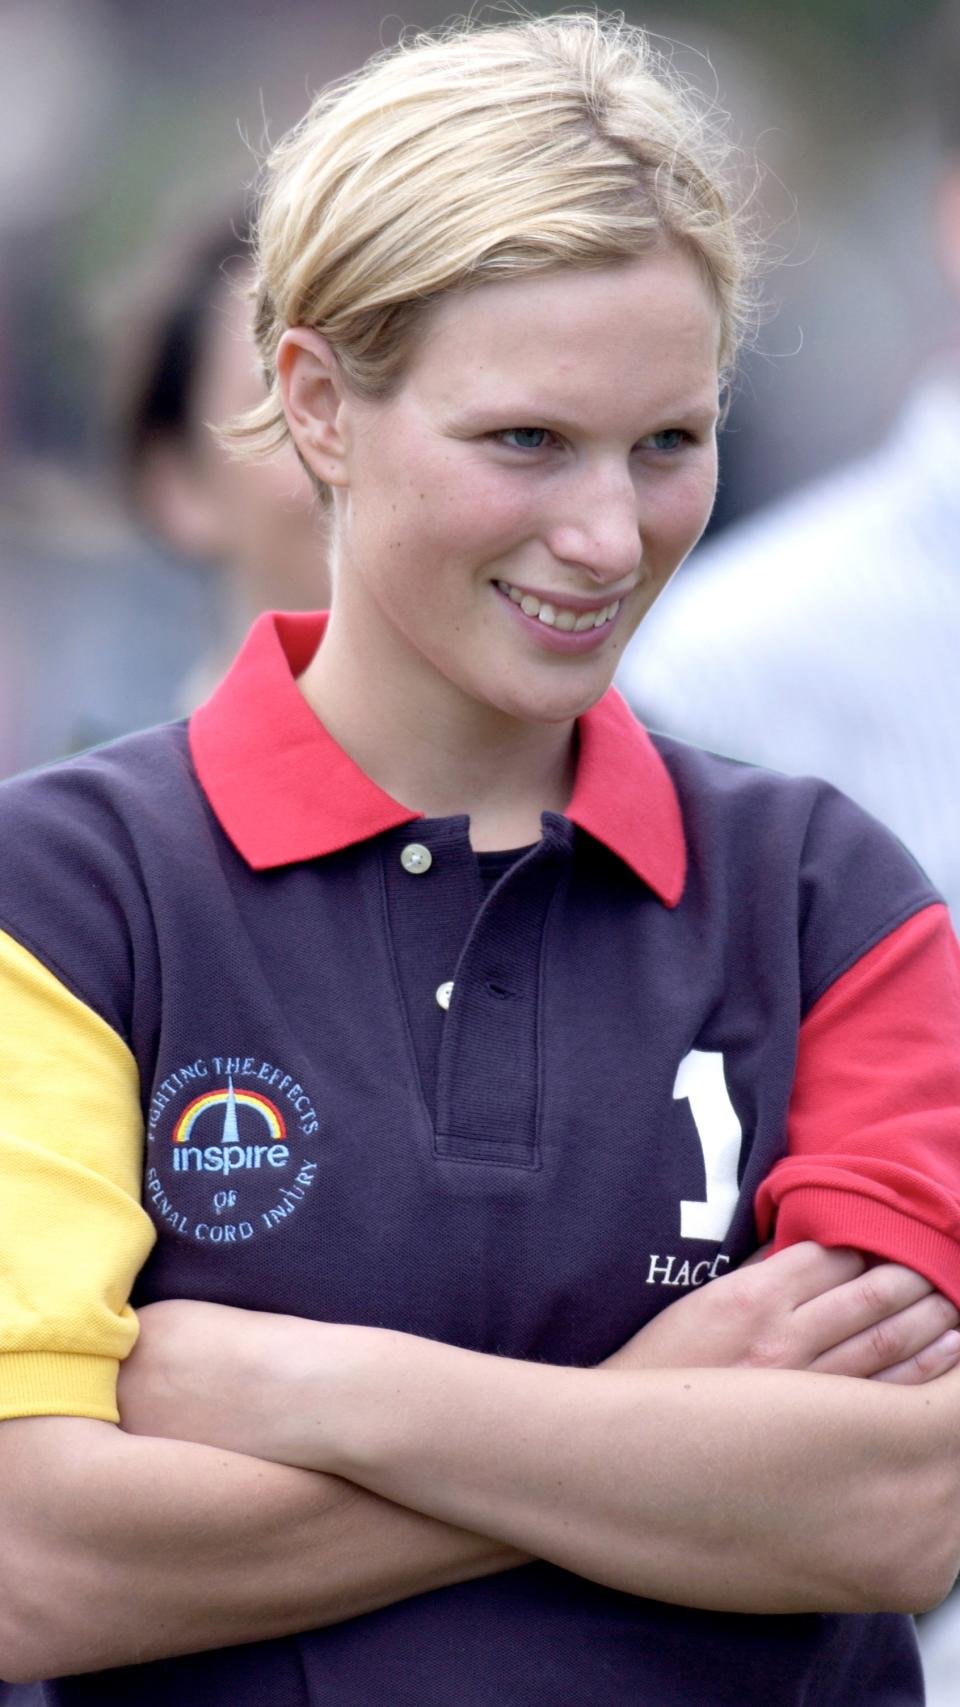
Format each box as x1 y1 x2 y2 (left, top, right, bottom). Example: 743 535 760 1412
298 608 578 851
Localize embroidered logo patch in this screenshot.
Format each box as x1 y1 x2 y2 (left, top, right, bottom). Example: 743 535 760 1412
146 1054 320 1245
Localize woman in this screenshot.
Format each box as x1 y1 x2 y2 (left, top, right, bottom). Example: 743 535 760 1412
2 15 960 1704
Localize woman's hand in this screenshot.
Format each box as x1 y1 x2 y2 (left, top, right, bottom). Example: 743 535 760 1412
604 1241 960 1384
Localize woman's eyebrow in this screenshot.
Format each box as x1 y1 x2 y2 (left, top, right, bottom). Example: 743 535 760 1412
446 395 719 433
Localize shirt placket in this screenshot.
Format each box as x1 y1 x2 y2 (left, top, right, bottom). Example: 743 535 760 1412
434 820 571 1169
379 817 571 1167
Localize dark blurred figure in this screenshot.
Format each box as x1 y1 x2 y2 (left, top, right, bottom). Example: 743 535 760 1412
0 211 329 784
109 213 327 710
617 1 960 927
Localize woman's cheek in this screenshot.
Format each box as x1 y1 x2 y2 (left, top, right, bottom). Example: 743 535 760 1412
654 468 717 563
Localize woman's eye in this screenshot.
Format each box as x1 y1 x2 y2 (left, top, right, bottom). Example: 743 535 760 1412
497 427 552 451
639 428 690 453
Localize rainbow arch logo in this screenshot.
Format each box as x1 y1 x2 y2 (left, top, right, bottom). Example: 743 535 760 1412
173 1082 287 1145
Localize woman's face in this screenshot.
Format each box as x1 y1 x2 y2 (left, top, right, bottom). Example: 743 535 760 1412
322 247 721 729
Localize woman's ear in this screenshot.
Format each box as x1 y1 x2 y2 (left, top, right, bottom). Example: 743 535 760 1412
276 328 350 488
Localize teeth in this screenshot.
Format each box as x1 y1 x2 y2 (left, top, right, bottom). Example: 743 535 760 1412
498 581 621 631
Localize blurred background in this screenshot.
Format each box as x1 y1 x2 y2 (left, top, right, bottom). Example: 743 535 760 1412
0 0 954 775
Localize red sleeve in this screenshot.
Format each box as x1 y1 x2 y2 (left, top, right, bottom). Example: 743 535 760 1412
754 903 960 1306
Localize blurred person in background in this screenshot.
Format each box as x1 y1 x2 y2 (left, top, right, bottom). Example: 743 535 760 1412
110 213 327 711
617 0 960 923
0 215 326 783
0 0 221 781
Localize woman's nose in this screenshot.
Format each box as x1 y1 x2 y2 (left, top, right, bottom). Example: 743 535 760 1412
544 466 641 586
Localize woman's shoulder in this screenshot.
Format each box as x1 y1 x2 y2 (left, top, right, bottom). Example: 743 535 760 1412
648 729 943 1004
0 716 194 812
652 726 936 887
0 720 204 1039
651 727 909 841
0 717 207 907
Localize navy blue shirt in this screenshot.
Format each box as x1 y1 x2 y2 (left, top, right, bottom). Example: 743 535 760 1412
3 610 960 1704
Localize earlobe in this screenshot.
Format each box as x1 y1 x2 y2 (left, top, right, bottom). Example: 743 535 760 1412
276 328 350 487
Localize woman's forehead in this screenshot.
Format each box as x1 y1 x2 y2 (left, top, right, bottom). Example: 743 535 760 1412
403 253 722 420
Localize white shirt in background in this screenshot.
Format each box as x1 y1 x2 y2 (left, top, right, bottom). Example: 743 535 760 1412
617 379 960 923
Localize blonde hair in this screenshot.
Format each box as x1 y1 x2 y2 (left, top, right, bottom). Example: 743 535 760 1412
229 11 756 473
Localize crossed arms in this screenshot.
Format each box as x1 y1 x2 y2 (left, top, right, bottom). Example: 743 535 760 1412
3 1243 960 1682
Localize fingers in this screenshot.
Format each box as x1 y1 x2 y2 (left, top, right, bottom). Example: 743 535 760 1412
744 1240 866 1299
730 1247 960 1378
808 1283 960 1377
871 1328 960 1386
634 1239 959 1383
796 1261 937 1364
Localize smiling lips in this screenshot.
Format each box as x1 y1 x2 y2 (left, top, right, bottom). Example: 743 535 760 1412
496 580 622 631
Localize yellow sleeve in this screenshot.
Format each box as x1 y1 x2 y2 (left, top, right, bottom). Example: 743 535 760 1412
0 928 156 1422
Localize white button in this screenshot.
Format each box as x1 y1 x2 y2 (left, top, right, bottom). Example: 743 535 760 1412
400 842 432 875
435 980 454 1010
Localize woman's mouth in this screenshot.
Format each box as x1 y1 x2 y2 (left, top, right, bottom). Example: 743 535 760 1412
496 580 621 631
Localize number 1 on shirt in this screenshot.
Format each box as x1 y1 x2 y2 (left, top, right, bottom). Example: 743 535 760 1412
674 1049 742 1242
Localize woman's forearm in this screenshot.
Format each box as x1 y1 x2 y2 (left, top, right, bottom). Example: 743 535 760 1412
112 1251 960 1632
0 1415 526 1683
264 1324 960 1617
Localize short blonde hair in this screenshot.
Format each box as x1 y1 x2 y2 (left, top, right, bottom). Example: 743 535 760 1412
230 11 756 469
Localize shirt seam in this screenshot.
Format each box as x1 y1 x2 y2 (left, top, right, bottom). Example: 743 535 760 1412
0 910 130 1047
802 897 941 1016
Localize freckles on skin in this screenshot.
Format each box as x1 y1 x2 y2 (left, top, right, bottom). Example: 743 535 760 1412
312 249 720 738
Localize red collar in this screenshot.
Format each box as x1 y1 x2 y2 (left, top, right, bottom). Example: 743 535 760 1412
189 611 686 906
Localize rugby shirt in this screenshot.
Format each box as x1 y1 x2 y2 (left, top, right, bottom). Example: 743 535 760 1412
2 608 960 1705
